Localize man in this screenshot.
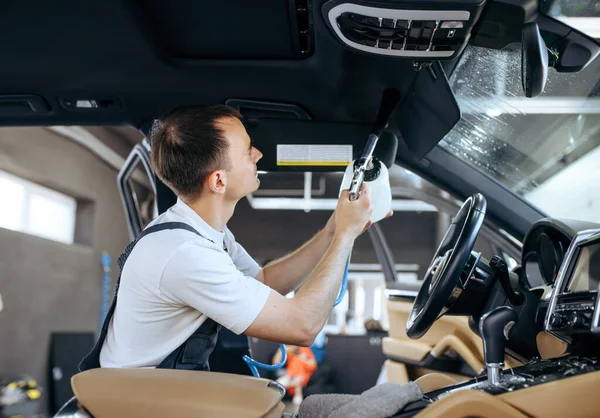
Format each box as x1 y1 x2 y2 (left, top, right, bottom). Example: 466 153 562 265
81 105 378 371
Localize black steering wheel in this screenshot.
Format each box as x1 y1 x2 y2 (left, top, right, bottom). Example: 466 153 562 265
406 193 487 339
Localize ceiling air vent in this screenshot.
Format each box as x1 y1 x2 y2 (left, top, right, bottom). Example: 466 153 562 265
324 2 482 58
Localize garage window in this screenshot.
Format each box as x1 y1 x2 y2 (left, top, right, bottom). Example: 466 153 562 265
0 170 77 244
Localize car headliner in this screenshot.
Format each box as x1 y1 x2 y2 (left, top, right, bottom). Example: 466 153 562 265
0 1 425 128
0 0 555 240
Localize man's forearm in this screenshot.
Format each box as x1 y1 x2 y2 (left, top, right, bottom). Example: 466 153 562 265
263 215 335 295
244 188 372 346
292 232 354 335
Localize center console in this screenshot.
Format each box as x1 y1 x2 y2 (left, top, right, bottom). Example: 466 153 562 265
391 355 600 417
545 229 600 340
428 355 600 399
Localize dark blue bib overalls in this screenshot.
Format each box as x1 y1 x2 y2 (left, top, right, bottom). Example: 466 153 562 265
79 222 225 372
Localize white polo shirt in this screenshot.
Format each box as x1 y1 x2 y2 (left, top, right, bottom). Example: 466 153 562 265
99 198 270 368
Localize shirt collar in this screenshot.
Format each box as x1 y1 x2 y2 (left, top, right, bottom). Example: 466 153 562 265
171 198 224 246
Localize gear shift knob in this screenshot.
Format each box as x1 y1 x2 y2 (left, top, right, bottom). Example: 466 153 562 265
479 306 518 385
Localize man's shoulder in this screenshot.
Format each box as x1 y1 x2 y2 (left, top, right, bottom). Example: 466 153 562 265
126 227 227 289
131 219 218 268
144 210 208 242
139 226 216 253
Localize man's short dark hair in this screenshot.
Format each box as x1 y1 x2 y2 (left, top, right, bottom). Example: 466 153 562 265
149 105 243 198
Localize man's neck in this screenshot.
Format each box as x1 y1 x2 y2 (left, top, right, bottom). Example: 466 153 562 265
183 195 236 232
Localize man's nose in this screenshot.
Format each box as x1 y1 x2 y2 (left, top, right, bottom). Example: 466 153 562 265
253 148 263 163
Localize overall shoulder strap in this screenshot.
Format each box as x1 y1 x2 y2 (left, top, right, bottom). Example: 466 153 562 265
117 222 204 270
138 222 203 240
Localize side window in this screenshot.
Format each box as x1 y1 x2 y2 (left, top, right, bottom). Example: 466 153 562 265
117 139 157 240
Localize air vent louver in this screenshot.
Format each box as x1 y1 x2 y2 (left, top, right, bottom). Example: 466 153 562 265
325 3 477 59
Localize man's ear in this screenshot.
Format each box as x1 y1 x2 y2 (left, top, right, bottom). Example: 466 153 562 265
206 170 227 194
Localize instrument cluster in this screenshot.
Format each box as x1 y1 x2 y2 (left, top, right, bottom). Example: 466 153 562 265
522 227 571 289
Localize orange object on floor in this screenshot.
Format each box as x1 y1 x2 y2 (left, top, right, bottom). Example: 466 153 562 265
285 347 317 396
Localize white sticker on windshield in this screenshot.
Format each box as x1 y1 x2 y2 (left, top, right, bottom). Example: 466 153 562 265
276 145 353 166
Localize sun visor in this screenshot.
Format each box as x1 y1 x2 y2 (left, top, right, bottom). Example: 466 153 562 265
247 119 398 172
394 61 460 159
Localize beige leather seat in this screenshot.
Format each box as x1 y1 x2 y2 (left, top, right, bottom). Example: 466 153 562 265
70 368 285 418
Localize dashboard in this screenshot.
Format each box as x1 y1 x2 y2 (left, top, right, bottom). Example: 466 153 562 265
513 219 600 351
479 218 600 361
520 219 599 290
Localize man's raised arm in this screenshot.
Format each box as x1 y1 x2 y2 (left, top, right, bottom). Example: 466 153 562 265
244 187 372 346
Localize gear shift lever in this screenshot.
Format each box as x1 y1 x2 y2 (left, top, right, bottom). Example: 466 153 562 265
479 306 518 385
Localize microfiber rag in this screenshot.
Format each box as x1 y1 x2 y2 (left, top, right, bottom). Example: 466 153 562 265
298 382 423 418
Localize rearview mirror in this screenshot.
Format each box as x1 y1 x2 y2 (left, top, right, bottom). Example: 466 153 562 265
521 22 549 98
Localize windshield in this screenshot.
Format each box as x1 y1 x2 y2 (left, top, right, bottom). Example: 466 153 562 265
540 0 600 39
439 44 600 223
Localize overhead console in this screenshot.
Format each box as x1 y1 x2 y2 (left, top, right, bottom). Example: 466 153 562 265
546 229 600 342
322 0 487 59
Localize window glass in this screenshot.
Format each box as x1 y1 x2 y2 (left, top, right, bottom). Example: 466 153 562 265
0 170 76 244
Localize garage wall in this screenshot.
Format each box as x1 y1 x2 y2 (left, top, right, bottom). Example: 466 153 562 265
0 127 131 412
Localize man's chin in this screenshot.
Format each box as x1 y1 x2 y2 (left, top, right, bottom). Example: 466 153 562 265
244 179 260 196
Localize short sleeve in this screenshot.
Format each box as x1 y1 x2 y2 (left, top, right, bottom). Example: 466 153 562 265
160 240 270 334
224 227 261 279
